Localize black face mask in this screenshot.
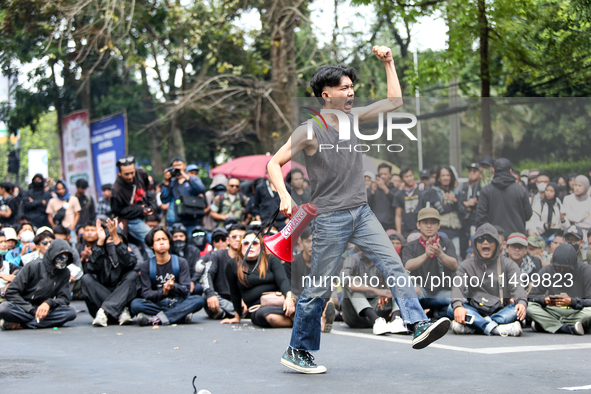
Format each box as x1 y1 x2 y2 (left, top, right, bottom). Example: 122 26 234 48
568 242 580 253
106 242 119 268
173 240 186 257
33 180 44 189
53 254 69 269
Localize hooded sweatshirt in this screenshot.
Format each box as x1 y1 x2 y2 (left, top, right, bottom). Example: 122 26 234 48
5 239 73 313
475 158 532 234
529 244 591 309
451 223 527 310
111 167 155 220
562 175 591 230
23 173 53 228
85 229 137 288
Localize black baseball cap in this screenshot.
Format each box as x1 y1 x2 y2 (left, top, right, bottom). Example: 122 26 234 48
467 163 480 170
419 170 430 179
479 155 494 167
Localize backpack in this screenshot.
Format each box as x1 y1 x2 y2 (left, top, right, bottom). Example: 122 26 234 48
217 192 247 211
149 254 180 289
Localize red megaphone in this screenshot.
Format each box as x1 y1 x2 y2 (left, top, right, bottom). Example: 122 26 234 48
263 203 317 262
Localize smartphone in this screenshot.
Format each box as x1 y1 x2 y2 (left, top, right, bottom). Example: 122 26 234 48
465 314 475 325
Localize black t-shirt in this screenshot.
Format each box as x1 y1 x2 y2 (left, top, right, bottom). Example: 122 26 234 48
203 249 233 300
292 188 311 207
138 255 191 302
0 196 20 225
284 252 311 298
393 189 421 234
402 237 458 295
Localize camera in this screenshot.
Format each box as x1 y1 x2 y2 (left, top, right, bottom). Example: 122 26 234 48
166 167 181 177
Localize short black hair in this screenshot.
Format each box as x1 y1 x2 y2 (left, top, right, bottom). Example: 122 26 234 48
537 172 550 179
301 226 312 240
75 179 89 189
34 232 55 245
145 214 160 222
400 167 413 177
169 157 185 166
228 223 246 234
310 65 358 105
0 182 14 193
52 224 70 236
377 163 392 173
145 226 173 248
83 220 96 229
17 222 36 234
101 183 112 191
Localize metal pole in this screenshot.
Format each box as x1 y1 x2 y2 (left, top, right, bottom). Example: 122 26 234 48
414 49 423 171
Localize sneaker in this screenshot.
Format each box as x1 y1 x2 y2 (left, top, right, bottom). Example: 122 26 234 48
323 301 335 333
412 317 451 349
497 321 522 337
452 321 475 335
0 319 22 330
185 313 193 324
118 307 133 326
572 321 585 336
531 320 544 333
137 313 153 327
92 308 108 327
373 317 390 335
280 347 327 374
388 316 410 334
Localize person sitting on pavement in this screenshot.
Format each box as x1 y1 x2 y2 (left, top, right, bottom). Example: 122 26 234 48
221 231 295 328
130 227 204 326
527 234 550 267
0 239 77 330
448 223 527 336
169 223 203 296
528 243 591 335
505 233 542 292
402 207 458 318
81 219 139 327
563 225 591 264
340 248 409 335
201 224 245 320
3 227 22 266
0 230 21 302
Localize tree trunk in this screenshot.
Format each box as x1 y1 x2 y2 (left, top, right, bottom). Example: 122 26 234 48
140 66 163 176
478 0 493 157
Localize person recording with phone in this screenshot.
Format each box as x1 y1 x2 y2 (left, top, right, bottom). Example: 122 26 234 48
111 156 156 257
160 157 206 236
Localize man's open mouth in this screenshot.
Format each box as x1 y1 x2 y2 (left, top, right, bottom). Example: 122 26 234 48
344 98 354 109
482 246 491 253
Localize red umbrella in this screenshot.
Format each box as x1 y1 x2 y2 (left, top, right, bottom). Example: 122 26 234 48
210 154 308 181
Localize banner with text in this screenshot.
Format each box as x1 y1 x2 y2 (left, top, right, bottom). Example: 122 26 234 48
61 110 96 201
90 112 126 198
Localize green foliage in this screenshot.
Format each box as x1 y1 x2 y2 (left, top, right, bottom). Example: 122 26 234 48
515 158 591 179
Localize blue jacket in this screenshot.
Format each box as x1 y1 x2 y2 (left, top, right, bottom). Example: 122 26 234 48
160 176 205 223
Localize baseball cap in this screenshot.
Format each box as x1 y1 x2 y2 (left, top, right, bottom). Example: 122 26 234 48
564 225 583 240
417 207 440 222
170 223 187 235
363 171 375 181
186 164 199 172
479 155 494 167
3 227 18 242
419 170 430 179
212 227 229 239
528 169 540 179
506 232 528 247
36 226 54 236
467 163 480 170
528 234 545 249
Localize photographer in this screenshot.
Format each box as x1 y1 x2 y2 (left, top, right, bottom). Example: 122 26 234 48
160 157 206 236
111 156 156 257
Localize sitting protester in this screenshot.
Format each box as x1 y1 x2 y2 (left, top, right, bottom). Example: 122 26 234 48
74 222 99 269
528 244 591 335
527 234 550 267
505 233 542 291
81 219 139 327
0 239 77 330
170 223 203 296
448 223 527 336
563 225 591 264
3 227 22 266
130 227 204 326
402 208 458 318
0 231 21 302
201 224 245 320
340 249 409 335
221 231 295 328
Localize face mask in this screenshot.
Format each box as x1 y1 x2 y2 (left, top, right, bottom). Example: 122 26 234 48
173 240 186 257
568 242 580 253
537 182 548 192
20 230 35 243
33 180 43 189
0 250 7 256
53 254 69 269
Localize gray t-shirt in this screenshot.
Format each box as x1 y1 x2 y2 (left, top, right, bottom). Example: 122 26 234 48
303 113 367 214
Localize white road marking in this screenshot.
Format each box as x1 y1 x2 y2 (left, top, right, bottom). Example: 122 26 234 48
331 330 591 354
559 385 591 391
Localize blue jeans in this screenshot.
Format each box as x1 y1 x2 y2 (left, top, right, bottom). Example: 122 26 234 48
130 295 204 324
127 218 154 258
289 205 427 352
417 288 451 319
447 303 518 335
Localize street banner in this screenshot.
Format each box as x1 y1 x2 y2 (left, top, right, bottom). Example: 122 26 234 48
61 110 96 201
90 111 127 198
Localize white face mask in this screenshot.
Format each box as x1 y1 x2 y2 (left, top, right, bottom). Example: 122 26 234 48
537 182 548 192
20 230 35 243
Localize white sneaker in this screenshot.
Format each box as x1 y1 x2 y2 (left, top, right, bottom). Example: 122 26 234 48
452 321 475 335
387 317 410 334
497 321 522 337
573 321 585 336
92 308 108 327
373 317 389 335
118 307 133 326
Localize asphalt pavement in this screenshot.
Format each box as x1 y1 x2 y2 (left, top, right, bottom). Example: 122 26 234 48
2 301 591 394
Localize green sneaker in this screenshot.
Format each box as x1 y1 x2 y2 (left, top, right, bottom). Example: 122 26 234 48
280 347 327 374
412 317 450 349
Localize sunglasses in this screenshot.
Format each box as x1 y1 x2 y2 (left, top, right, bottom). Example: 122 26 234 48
475 235 496 244
230 234 242 240
41 240 52 246
228 184 240 188
213 237 227 243
241 239 260 247
117 156 135 166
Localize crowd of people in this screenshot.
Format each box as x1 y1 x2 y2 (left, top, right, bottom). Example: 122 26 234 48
0 154 590 339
